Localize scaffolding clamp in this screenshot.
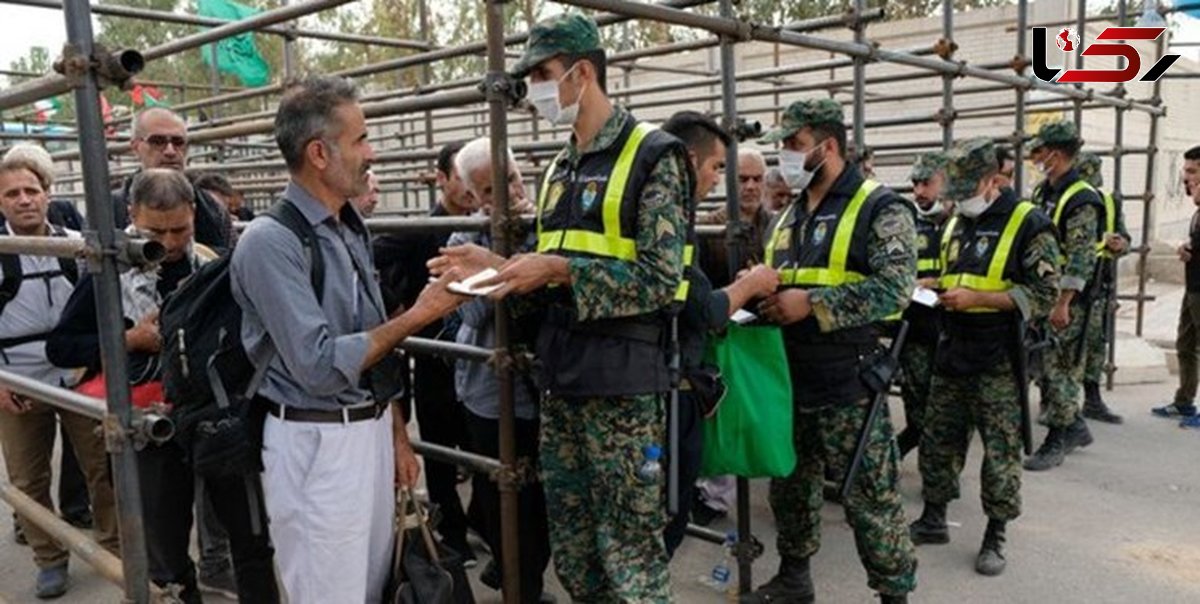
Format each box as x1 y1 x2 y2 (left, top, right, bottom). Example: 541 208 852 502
83 230 166 275
53 43 144 92
1008 54 1031 74
732 533 765 565
731 117 763 143
935 108 957 128
103 405 175 454
933 37 958 60
480 72 527 108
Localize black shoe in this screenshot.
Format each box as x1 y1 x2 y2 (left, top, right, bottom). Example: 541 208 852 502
1023 428 1065 471
896 427 920 459
975 519 1007 576
879 595 908 604
741 556 815 604
14 522 28 546
1062 417 1094 454
908 501 949 545
1082 383 1124 424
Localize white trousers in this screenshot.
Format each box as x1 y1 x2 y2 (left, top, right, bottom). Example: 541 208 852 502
262 407 395 604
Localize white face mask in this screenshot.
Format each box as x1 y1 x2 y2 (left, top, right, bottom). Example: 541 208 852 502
916 200 945 218
527 64 583 126
955 195 990 219
778 149 822 191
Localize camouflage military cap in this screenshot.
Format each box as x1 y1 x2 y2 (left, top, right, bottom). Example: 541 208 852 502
1077 151 1103 187
944 138 1000 201
1025 120 1081 152
909 152 949 182
510 13 601 78
758 99 844 144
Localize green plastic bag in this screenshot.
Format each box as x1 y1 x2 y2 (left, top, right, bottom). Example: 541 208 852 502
700 324 796 478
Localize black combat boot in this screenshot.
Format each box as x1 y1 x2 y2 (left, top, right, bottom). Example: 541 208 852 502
975 518 1008 576
896 426 920 459
908 501 949 545
1062 416 1095 453
1023 428 1065 471
1082 381 1124 424
741 556 815 604
878 595 908 604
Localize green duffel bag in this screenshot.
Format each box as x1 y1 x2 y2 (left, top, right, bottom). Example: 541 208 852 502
700 323 796 478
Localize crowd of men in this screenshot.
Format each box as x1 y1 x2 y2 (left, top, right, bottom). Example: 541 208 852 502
2 9 1200 604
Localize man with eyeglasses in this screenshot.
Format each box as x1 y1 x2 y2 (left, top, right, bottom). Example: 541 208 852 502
112 108 233 251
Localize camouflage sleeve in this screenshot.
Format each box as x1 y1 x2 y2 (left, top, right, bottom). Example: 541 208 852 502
1113 192 1132 255
1060 203 1099 292
809 201 916 332
1009 229 1061 321
565 150 687 321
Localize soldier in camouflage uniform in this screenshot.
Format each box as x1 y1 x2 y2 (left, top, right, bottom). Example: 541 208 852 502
436 13 689 602
1024 121 1102 472
1076 152 1129 424
908 138 1060 577
897 151 950 459
748 99 917 604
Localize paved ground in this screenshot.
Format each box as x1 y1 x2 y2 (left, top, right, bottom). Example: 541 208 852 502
1 287 1198 602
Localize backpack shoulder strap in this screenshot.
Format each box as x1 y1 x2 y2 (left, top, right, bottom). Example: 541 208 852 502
264 200 325 304
0 253 21 316
48 225 79 285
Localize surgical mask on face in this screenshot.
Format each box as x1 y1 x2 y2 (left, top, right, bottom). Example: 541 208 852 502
955 195 989 219
527 64 583 126
917 200 945 218
778 148 823 191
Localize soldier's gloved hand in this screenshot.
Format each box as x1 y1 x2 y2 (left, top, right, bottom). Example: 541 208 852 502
758 289 811 325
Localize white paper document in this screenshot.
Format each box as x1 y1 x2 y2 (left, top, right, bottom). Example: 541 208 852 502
730 309 758 325
449 268 503 296
911 286 940 308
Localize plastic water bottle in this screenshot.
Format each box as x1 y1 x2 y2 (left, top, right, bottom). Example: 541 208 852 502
636 444 663 484
697 531 738 599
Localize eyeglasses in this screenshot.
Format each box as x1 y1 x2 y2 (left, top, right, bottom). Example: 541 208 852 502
143 135 188 150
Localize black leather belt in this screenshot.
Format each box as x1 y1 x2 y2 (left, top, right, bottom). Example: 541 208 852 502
266 400 387 424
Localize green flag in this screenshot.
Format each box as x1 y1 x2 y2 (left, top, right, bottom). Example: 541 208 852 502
198 0 271 87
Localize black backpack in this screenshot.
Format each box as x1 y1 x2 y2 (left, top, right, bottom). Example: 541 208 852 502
0 225 80 349
160 200 323 476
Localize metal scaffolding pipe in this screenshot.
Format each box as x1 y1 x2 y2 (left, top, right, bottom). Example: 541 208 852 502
0 368 106 420
1137 35 1166 337
3 0 436 50
0 482 125 586
851 0 867 153
941 0 955 150
60 0 152 599
1108 0 1127 390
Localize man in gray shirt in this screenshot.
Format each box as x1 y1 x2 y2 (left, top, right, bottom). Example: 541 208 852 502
231 75 463 603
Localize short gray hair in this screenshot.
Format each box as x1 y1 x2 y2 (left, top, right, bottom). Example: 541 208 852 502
454 137 517 192
1 144 55 189
275 76 359 171
132 107 185 140
738 148 766 169
130 168 195 212
765 167 787 187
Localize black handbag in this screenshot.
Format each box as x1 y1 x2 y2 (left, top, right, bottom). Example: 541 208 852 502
387 489 475 604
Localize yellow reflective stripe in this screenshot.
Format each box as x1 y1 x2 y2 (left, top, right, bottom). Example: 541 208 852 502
764 202 796 268
917 258 940 272
983 202 1035 287
828 180 880 280
674 244 695 301
779 268 865 287
537 230 637 260
535 149 568 239
939 215 959 274
604 122 654 241
1051 180 1096 227
1096 191 1117 258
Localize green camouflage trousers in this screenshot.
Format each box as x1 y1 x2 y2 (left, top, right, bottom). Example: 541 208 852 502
899 341 935 437
1083 295 1110 385
540 394 671 603
769 400 917 596
920 363 1023 520
1038 303 1087 428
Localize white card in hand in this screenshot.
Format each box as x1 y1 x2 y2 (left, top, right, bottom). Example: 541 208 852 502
730 309 758 325
449 268 502 296
911 286 939 308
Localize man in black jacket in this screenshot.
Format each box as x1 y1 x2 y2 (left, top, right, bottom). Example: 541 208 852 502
111 108 233 251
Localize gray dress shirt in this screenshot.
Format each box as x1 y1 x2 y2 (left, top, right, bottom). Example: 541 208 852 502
231 181 386 411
